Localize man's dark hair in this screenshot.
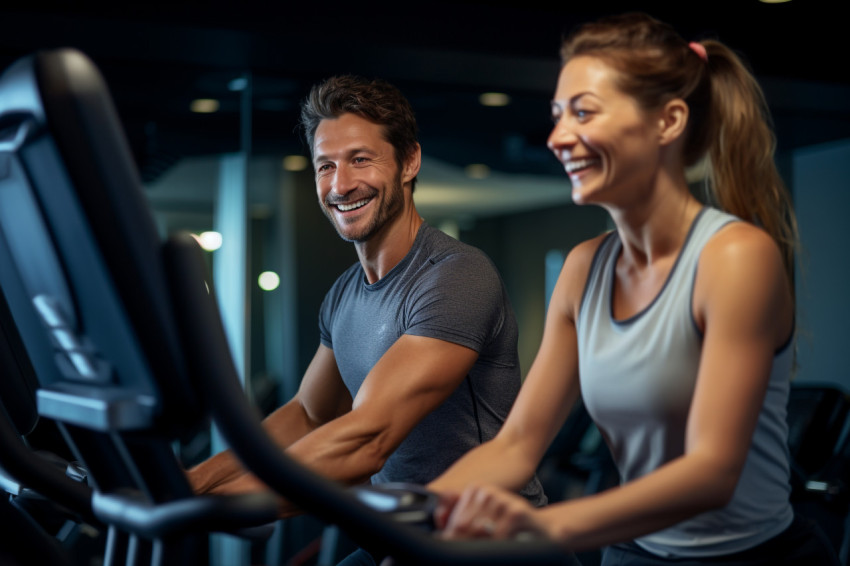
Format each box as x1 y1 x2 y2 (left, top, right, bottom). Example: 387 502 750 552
299 75 419 190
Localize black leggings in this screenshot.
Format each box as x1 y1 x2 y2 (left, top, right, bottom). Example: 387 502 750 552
601 514 839 566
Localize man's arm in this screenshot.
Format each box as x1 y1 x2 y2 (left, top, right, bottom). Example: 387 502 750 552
190 335 478 495
285 333 479 484
187 344 352 493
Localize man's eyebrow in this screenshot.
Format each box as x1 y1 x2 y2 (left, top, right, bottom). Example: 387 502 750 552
313 146 377 164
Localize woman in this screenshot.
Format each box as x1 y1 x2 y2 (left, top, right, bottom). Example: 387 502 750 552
428 13 838 565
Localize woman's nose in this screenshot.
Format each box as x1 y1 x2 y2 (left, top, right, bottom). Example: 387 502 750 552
547 117 578 157
546 118 578 161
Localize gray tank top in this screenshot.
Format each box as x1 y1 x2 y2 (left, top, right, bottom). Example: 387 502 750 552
577 207 793 557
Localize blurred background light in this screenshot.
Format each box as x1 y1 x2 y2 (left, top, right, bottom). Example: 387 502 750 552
258 271 280 291
197 231 223 251
190 98 220 113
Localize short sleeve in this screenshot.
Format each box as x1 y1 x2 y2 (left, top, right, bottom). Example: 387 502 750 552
403 251 506 352
318 292 333 349
317 262 361 350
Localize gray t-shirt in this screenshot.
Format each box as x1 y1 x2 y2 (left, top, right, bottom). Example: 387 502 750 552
319 223 546 505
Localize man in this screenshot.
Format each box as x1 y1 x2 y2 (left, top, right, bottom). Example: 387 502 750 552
188 75 545 515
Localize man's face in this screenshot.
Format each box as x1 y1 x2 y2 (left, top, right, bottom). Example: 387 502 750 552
312 113 407 243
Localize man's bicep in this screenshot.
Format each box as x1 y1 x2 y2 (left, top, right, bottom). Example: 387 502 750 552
352 335 479 445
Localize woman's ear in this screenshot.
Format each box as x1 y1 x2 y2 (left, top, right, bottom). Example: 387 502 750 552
657 98 689 147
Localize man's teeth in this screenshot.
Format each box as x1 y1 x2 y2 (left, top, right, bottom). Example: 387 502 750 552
337 199 370 212
565 158 599 174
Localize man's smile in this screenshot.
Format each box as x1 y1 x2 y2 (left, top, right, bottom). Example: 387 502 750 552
335 198 372 212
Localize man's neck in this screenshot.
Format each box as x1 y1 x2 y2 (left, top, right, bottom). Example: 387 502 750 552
354 207 423 284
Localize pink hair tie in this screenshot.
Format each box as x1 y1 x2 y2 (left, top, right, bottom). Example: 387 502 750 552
689 41 708 63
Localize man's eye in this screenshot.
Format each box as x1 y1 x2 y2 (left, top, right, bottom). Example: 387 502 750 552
316 163 331 173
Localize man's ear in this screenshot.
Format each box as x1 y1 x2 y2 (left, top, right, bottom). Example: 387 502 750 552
657 99 689 147
403 143 422 184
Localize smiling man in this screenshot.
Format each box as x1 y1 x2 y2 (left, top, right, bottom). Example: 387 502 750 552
187 77 545 560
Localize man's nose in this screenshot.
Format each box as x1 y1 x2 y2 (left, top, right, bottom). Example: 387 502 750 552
331 165 358 197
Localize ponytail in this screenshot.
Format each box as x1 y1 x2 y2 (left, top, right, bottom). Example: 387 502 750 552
701 40 798 288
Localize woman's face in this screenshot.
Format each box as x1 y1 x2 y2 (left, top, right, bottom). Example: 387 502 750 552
547 55 665 207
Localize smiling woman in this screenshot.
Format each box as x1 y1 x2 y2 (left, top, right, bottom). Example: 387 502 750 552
428 11 840 566
548 55 667 207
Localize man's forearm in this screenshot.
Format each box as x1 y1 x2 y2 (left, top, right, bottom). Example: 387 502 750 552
284 406 393 486
187 398 322 494
188 448 245 493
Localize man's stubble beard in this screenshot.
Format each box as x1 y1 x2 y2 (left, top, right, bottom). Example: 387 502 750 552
323 172 406 244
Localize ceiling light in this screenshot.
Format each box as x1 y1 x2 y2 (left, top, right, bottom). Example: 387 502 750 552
465 164 491 179
190 99 219 113
479 92 511 107
282 155 310 171
759 0 791 3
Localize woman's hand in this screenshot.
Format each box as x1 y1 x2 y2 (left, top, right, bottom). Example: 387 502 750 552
432 490 460 531
439 485 550 541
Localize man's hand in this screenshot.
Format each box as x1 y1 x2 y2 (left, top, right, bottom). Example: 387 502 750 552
200 471 302 517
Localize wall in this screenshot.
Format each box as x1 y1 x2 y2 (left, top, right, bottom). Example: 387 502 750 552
463 204 609 376
290 170 358 377
793 139 850 391
251 165 356 408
